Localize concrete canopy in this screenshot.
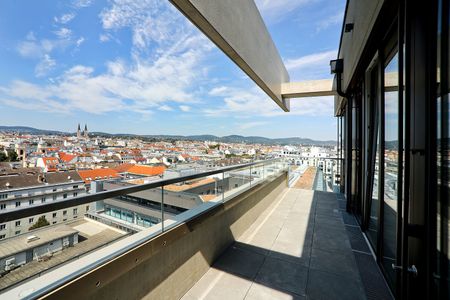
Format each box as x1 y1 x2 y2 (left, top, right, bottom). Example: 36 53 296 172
170 0 291 111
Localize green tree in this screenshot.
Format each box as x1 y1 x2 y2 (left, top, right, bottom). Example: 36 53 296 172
29 216 50 230
0 151 7 162
0 150 18 162
7 151 18 162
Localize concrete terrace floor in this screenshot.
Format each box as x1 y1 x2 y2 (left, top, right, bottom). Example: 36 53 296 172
182 188 390 300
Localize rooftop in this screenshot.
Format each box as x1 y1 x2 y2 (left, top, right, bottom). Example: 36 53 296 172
0 224 78 259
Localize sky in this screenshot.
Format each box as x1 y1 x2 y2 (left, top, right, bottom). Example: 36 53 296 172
0 0 345 140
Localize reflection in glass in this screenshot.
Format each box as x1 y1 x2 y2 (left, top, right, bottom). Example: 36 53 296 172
382 52 399 289
368 67 379 249
436 2 450 297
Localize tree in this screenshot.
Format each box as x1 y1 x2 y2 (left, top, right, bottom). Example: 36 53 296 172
0 150 18 162
29 216 50 230
7 151 18 162
0 151 7 162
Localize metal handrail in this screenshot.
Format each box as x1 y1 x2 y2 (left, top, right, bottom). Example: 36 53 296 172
0 159 281 223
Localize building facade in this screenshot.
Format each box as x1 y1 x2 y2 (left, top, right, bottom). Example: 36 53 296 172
0 169 88 239
335 0 450 298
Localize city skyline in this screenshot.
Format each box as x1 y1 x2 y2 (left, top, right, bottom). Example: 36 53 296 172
0 0 344 140
0 124 338 142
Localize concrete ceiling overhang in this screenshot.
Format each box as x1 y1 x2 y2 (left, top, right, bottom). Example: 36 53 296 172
170 0 337 112
169 0 290 111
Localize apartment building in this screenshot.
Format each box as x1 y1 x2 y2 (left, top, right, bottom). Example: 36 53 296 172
0 167 88 239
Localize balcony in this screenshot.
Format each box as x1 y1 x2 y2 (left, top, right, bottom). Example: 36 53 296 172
0 159 392 299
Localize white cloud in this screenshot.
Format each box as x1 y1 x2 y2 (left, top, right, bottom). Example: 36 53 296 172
209 86 229 96
54 27 72 39
3 0 213 115
55 13 76 24
158 105 173 111
284 50 337 81
76 37 85 47
255 0 314 23
316 12 344 32
17 37 70 60
179 105 191 112
26 31 36 41
35 55 56 77
2 37 211 115
72 0 93 8
239 121 267 130
204 85 334 118
285 50 337 71
99 0 201 52
99 34 110 42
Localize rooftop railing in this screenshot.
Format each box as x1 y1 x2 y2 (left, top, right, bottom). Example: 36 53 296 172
0 158 289 297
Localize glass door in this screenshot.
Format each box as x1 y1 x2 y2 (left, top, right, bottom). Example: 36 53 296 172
364 54 381 250
382 50 400 291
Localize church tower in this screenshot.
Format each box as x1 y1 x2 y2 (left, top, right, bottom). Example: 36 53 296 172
84 124 88 138
77 123 81 139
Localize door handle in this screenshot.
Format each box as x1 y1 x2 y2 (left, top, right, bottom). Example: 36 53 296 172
392 264 418 277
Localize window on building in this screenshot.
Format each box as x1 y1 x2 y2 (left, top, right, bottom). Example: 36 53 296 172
53 195 57 201
73 208 78 215
63 210 67 216
73 185 78 189
41 197 46 203
63 193 67 199
52 188 57 192
53 212 57 218
0 234 5 240
86 205 90 212
0 203 6 210
0 224 5 230
15 231 20 235
29 217 34 224
15 201 21 207
0 194 7 199
73 192 78 197
29 199 34 205
15 220 20 227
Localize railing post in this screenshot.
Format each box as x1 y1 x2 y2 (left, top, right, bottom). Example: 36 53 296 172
161 186 164 232
250 164 252 187
222 171 225 202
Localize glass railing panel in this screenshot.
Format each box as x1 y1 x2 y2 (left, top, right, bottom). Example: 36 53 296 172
0 159 287 295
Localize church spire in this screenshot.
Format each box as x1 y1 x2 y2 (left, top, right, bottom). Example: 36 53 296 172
77 123 81 139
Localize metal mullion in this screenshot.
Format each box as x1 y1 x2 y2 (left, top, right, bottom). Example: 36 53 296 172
401 0 412 296
396 1 405 297
377 48 386 261
438 0 449 298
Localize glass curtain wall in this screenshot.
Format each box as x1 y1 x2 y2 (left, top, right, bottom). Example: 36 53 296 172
436 0 450 297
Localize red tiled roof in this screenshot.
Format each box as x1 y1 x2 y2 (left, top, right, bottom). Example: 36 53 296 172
59 152 77 163
126 165 166 176
114 163 134 173
77 168 120 184
42 157 59 165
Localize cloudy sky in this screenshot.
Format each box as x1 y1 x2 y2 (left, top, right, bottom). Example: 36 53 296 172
0 0 345 140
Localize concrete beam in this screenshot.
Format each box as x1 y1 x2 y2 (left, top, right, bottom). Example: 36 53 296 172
170 0 290 111
281 79 335 98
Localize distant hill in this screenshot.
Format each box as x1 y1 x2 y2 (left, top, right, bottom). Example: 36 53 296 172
0 126 67 136
0 126 336 146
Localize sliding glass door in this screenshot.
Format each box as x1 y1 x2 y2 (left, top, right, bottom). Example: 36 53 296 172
382 50 400 291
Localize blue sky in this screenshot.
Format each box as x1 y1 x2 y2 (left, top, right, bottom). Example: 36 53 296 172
0 0 345 140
